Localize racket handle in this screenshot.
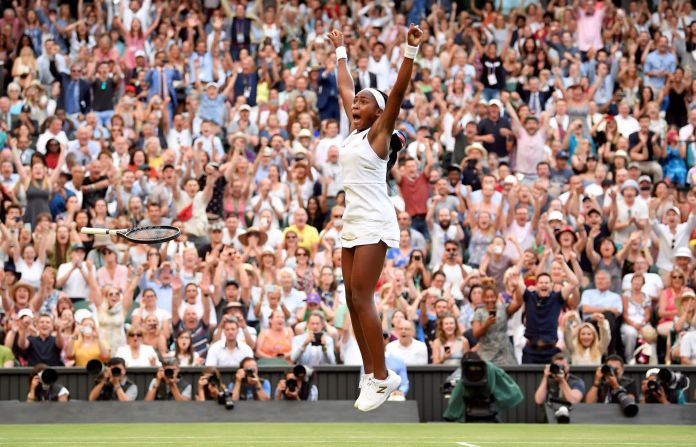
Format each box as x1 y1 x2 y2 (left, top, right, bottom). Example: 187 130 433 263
81 228 113 235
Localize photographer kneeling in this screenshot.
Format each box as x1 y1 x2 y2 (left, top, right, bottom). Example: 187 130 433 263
586 355 638 404
88 357 138 401
534 353 584 422
144 358 192 401
230 357 271 401
640 368 689 404
275 365 318 401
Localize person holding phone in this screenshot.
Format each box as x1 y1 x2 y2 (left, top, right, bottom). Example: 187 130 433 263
291 311 336 367
471 275 524 366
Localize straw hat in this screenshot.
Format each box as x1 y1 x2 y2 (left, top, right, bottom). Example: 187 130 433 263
238 227 268 246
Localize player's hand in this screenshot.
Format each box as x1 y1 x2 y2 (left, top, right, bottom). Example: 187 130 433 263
407 24 424 46
327 30 344 48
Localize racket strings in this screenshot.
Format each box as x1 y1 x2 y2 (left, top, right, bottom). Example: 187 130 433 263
127 227 180 242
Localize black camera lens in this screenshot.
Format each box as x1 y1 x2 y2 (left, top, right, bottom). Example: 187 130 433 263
86 359 104 375
293 365 307 377
164 368 175 379
312 332 322 346
647 379 659 393
244 368 255 378
286 378 298 392
208 375 219 386
549 363 562 376
111 367 122 377
39 368 58 386
601 365 614 376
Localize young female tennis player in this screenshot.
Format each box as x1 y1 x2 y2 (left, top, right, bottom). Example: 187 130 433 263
327 24 423 411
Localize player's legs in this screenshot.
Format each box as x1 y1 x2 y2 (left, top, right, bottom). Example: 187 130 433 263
347 242 388 380
342 246 374 374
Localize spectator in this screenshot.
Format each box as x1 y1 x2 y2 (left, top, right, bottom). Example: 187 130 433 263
114 325 161 368
621 274 653 362
522 259 579 364
88 357 138 402
431 314 469 366
230 357 271 401
562 311 611 366
579 270 622 356
291 311 336 367
14 311 64 366
195 366 226 402
206 317 254 368
640 368 687 404
274 366 318 401
255 309 293 363
386 320 428 366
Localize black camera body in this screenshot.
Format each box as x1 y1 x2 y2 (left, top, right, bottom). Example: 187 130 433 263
549 363 563 376
244 368 255 379
647 379 660 393
601 364 616 377
39 368 58 387
286 378 298 392
311 332 322 346
164 368 175 379
111 366 123 377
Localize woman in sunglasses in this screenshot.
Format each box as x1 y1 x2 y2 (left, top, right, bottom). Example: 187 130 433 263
114 324 162 368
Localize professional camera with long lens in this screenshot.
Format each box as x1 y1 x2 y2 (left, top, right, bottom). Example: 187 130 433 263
285 378 298 392
549 363 563 376
86 359 105 376
216 390 235 410
600 364 638 417
244 368 255 379
164 368 175 379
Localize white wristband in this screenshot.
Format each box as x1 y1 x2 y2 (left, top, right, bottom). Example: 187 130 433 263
336 46 347 61
404 44 419 60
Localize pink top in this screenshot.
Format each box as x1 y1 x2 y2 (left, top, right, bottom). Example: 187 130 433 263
124 34 146 70
97 265 129 292
576 5 605 52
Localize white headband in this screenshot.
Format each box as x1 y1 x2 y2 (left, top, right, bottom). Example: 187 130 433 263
359 88 385 110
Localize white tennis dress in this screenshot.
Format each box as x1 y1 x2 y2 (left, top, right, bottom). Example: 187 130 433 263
339 128 399 248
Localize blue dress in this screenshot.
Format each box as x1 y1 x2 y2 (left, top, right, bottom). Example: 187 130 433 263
661 145 687 187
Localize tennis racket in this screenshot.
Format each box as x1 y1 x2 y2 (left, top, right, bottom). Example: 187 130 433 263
80 226 181 245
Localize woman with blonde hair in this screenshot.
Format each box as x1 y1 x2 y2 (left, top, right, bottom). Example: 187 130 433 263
431 315 469 365
65 314 110 367
144 136 163 170
377 283 409 333
563 311 611 365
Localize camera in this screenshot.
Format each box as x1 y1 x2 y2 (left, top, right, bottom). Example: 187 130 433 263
208 375 220 387
111 366 122 377
554 405 570 424
646 379 660 393
285 378 298 393
164 368 175 379
613 387 638 418
39 368 58 387
293 364 313 380
86 359 105 375
488 310 496 318
601 365 615 376
414 255 421 261
244 368 255 379
311 332 322 346
216 390 235 410
549 363 563 376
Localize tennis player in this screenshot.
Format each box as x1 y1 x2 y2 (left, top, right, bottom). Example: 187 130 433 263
327 24 423 412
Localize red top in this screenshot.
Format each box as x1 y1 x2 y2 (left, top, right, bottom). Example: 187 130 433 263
399 172 429 216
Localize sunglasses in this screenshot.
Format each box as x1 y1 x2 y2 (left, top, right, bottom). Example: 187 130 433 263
128 332 143 338
445 248 458 252
296 252 308 257
286 235 297 239
148 252 160 256
672 275 684 280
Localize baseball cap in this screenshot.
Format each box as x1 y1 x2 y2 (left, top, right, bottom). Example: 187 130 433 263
239 104 251 112
548 210 564 222
638 175 652 184
666 206 681 218
298 129 312 138
488 99 503 109
306 292 321 305
555 151 569 159
261 147 274 157
206 82 218 90
134 50 146 58
503 174 518 185
70 243 86 252
627 162 641 170
74 309 93 324
17 308 33 320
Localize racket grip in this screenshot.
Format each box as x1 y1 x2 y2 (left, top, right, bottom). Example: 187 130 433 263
80 228 111 235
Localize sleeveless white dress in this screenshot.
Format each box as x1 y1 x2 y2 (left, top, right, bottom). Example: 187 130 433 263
339 128 399 248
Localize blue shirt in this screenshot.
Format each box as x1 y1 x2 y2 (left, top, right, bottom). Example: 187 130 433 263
228 378 272 400
644 50 676 90
189 52 214 84
65 80 80 114
139 274 175 313
197 94 225 127
523 289 565 345
579 288 623 316
386 353 410 394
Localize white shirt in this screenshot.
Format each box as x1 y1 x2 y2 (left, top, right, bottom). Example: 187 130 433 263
651 214 696 271
36 130 69 155
205 339 254 367
314 135 343 166
680 331 696 363
615 114 640 138
290 333 336 366
613 198 649 246
167 127 192 156
115 344 162 368
56 262 97 300
621 272 664 299
385 338 429 365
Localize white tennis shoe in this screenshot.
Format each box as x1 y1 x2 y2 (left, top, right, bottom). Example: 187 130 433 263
354 373 373 408
356 369 401 412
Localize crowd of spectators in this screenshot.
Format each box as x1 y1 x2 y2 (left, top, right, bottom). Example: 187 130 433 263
1 0 696 407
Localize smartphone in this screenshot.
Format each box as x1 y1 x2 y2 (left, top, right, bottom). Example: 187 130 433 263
489 310 496 318
312 332 322 346
444 346 451 354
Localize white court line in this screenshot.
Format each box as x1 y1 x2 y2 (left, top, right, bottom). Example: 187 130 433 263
456 442 481 447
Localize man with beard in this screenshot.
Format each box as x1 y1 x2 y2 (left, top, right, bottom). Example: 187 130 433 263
426 207 462 270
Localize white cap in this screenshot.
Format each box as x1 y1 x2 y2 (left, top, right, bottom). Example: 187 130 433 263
206 82 218 90
17 308 33 319
503 174 517 185
239 104 251 112
674 247 693 259
134 50 146 58
548 210 564 222
666 206 681 218
298 129 312 138
74 309 93 324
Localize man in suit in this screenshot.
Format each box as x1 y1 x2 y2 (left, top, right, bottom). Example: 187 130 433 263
145 50 182 118
354 56 378 91
312 63 339 122
517 77 549 114
229 3 253 60
50 63 92 125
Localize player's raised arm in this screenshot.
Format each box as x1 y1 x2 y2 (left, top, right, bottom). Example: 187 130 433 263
369 24 424 158
327 30 355 125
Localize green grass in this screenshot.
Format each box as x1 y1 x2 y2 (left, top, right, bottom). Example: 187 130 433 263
1 423 695 447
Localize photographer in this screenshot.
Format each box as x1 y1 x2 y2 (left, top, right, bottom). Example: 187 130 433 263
195 367 226 401
291 311 336 366
640 368 688 404
88 357 138 401
585 355 638 404
26 363 69 402
534 353 584 407
230 357 271 401
144 358 192 401
274 365 318 401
